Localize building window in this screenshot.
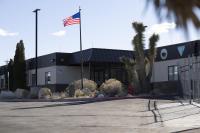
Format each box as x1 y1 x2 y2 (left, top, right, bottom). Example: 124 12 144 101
26 73 29 86
94 70 104 85
45 72 51 84
168 65 178 81
111 69 117 78
32 74 36 86
1 78 4 88
99 71 104 83
122 71 127 83
111 69 123 81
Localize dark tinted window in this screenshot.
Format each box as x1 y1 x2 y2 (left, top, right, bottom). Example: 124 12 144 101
168 66 178 81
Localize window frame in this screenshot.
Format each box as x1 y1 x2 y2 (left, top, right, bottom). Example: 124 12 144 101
168 65 179 81
45 72 51 85
1 78 4 88
31 74 36 86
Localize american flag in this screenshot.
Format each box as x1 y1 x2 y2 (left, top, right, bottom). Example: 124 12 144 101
63 12 80 27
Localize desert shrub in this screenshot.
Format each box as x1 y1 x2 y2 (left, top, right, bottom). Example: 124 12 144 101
66 78 97 97
15 88 29 99
99 79 124 97
74 78 97 91
74 89 85 98
59 91 66 98
0 91 16 99
38 88 52 99
52 92 66 99
30 87 40 98
74 88 96 98
66 83 76 97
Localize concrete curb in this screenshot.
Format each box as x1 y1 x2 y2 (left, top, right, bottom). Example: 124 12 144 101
0 94 178 102
0 96 144 102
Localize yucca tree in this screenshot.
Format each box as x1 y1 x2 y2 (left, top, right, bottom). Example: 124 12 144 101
121 22 159 93
132 23 147 92
146 34 159 83
147 0 200 32
120 57 140 93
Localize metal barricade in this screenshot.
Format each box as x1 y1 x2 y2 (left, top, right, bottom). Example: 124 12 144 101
178 56 200 103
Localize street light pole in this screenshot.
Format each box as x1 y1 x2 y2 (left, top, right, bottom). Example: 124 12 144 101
33 9 40 87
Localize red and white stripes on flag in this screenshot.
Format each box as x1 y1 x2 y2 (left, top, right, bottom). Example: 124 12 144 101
63 12 80 27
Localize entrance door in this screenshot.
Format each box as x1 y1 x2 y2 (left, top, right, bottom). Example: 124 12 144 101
0 78 4 88
94 70 105 85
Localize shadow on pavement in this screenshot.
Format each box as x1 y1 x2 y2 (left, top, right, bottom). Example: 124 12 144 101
8 95 177 110
12 100 106 110
0 114 154 118
142 104 200 126
171 127 200 133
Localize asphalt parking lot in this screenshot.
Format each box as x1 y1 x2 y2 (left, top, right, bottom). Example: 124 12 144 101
0 98 200 133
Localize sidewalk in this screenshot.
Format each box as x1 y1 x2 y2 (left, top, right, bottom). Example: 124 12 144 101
155 100 200 132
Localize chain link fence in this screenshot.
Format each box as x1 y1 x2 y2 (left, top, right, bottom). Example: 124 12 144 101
178 56 200 103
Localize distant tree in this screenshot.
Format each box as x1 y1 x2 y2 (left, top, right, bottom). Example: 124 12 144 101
121 22 159 94
147 0 200 33
8 59 14 91
4 65 8 90
13 40 26 90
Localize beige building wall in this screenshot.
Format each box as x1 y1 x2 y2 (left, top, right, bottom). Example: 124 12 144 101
27 66 57 86
26 56 198 85
56 66 89 84
27 66 90 86
152 57 189 82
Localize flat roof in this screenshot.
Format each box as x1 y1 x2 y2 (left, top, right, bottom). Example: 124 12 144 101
0 40 199 71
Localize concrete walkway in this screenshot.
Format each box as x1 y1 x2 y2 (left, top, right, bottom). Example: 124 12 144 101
0 98 199 133
155 100 200 132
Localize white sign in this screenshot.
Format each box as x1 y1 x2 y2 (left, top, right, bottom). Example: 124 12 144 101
160 48 168 60
177 45 185 56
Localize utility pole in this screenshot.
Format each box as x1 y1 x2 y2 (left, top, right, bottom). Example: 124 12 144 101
33 9 40 87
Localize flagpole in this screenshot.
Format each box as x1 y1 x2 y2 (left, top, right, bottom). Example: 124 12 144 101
79 7 84 90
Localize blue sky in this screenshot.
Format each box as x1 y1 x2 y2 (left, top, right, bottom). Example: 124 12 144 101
0 0 199 65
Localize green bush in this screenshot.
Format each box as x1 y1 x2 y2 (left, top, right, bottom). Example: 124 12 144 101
15 88 29 99
100 79 124 97
66 78 97 97
0 91 16 99
30 87 40 98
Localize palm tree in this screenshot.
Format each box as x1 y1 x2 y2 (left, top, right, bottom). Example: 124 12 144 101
147 0 200 32
121 22 159 93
